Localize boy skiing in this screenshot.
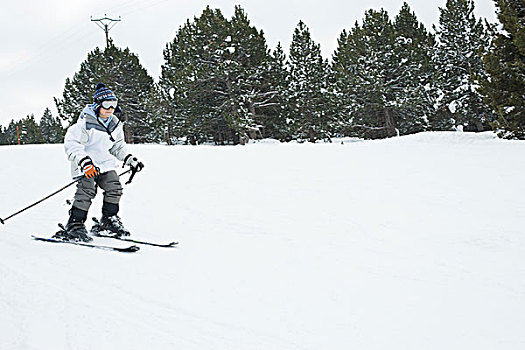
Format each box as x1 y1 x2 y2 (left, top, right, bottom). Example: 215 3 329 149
53 83 144 242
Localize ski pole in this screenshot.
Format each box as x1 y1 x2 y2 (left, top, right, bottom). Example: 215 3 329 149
125 165 139 185
0 169 132 225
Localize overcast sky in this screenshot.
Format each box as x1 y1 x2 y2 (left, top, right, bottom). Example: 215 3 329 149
0 0 497 127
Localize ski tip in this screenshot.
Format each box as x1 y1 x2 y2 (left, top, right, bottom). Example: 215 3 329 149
32 235 50 240
168 242 179 247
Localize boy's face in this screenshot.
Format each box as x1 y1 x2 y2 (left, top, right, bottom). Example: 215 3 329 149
99 106 114 119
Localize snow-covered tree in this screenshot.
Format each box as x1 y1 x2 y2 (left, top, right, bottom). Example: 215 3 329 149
21 115 45 144
2 115 45 145
157 6 279 144
0 124 7 145
392 3 436 134
55 42 154 143
259 42 290 140
482 0 525 139
433 0 496 131
158 7 237 144
286 21 332 142
2 120 18 145
333 5 435 139
40 108 64 143
222 6 278 143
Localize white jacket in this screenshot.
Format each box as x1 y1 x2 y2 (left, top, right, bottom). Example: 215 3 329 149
64 104 129 178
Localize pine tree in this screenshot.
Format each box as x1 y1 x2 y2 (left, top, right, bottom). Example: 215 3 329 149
392 3 436 134
331 28 355 136
55 42 154 143
158 7 233 144
481 0 525 139
0 125 7 145
143 83 173 144
433 0 496 131
157 6 276 144
221 6 275 143
259 43 290 140
3 120 18 145
287 21 332 142
40 108 65 143
15 115 45 144
333 9 400 138
333 6 436 139
156 18 198 144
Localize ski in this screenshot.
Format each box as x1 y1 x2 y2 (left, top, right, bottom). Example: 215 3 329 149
94 233 179 248
91 217 178 248
31 235 140 253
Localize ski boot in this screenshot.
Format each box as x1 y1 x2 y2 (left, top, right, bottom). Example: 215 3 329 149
91 215 131 238
53 208 92 242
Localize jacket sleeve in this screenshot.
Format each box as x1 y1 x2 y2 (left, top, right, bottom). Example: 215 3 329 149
109 124 129 162
64 120 89 166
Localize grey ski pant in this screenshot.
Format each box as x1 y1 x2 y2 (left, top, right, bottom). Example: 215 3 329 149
72 170 123 212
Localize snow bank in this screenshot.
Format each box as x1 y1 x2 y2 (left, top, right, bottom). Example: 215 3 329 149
385 131 499 144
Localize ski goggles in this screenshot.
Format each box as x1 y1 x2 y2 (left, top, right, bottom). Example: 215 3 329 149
100 99 118 109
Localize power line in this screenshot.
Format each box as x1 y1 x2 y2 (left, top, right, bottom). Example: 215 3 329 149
90 15 121 47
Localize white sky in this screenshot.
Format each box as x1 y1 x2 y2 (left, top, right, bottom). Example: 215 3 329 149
0 0 497 126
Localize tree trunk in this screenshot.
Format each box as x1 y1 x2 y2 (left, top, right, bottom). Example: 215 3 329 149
166 123 172 145
384 108 396 137
124 113 132 143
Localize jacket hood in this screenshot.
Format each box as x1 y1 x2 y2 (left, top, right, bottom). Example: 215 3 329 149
81 104 97 119
80 104 121 134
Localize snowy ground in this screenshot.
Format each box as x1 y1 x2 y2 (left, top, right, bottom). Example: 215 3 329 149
0 131 524 350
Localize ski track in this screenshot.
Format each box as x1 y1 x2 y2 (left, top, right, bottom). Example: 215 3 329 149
1 132 525 349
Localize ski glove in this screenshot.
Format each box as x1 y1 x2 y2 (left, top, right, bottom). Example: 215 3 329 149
79 157 99 179
124 154 144 172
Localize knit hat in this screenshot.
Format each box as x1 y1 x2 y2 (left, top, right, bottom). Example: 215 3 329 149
93 83 117 105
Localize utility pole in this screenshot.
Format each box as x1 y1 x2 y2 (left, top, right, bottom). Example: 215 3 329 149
90 14 121 47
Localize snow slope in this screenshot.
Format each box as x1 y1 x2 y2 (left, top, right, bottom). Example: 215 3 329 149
0 132 524 350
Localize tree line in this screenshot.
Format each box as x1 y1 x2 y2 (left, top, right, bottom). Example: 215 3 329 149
1 0 523 145
0 108 64 145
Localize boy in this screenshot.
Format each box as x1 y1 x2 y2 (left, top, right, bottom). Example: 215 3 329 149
54 83 143 242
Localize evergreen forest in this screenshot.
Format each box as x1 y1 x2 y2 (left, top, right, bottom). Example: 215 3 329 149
1 0 523 144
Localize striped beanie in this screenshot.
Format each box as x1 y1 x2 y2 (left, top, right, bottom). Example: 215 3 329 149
93 83 117 104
